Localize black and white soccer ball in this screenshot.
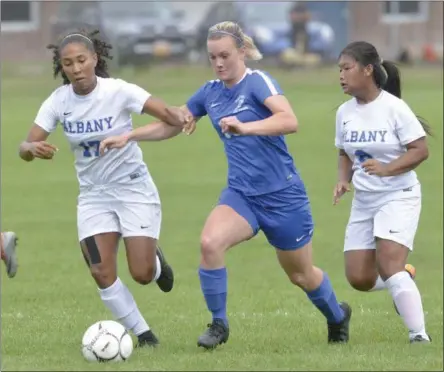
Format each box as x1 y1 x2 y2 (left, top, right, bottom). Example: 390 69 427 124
81 320 133 362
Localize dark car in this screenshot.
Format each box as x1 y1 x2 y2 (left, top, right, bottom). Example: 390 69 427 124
51 1 192 66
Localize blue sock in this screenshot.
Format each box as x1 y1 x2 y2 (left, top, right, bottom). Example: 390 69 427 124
199 267 228 326
305 272 345 324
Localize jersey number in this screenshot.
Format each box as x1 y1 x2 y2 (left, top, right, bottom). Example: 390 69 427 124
79 141 100 157
354 150 373 163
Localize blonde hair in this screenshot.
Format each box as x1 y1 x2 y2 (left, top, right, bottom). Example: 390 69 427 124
208 21 263 61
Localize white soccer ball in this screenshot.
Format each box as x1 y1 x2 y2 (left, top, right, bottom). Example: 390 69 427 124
81 320 133 362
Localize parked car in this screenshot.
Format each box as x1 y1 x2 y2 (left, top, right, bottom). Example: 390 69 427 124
195 1 335 60
51 1 194 66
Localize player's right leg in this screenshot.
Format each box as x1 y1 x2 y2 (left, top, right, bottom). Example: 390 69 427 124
344 207 418 293
78 199 154 346
197 187 258 350
1 231 18 278
343 204 381 291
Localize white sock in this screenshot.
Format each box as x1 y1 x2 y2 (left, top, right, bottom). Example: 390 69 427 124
153 255 161 281
370 276 386 291
99 277 150 336
385 271 429 340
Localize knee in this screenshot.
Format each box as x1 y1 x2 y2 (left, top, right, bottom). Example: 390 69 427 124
130 264 155 285
200 234 225 259
287 267 320 290
288 272 311 288
346 272 376 292
90 264 116 288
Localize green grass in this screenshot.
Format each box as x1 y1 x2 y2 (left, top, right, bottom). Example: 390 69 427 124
1 64 443 371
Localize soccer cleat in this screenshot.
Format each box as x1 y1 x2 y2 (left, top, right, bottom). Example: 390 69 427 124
197 319 229 350
2 232 18 278
404 264 416 279
328 302 352 343
394 264 416 315
155 245 174 293
136 330 159 348
410 334 431 344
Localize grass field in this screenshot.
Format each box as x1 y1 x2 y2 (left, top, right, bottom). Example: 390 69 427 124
1 64 443 371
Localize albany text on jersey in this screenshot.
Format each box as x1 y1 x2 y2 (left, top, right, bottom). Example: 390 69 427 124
335 90 426 193
34 77 155 192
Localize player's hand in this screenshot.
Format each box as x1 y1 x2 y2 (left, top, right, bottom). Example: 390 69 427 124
220 116 244 135
333 181 351 205
166 106 192 127
29 141 58 160
182 119 196 136
362 159 389 177
99 135 129 155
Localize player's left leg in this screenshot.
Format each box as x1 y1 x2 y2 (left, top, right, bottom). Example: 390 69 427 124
256 185 351 343
116 182 173 348
115 180 173 294
374 184 430 343
1 232 18 278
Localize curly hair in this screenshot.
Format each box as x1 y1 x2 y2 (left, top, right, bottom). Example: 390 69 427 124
47 29 113 85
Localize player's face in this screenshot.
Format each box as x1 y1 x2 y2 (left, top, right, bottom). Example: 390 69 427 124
338 54 373 96
207 37 245 82
60 42 98 94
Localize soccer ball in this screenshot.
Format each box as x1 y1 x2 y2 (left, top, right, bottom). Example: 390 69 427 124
81 320 133 362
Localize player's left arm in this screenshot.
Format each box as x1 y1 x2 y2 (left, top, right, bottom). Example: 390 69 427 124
383 104 429 177
243 72 297 136
142 97 190 128
120 80 189 127
243 95 298 136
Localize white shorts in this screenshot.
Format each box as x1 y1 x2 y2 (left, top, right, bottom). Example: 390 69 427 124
344 183 421 252
77 179 162 242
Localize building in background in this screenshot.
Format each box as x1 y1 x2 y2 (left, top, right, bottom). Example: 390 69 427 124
1 1 442 64
348 1 443 60
1 1 57 62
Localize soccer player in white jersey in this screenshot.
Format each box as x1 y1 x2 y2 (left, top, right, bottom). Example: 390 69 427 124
102 21 352 350
333 41 432 343
18 29 190 347
1 231 18 278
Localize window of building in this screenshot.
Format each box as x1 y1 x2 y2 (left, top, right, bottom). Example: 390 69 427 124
1 1 40 32
381 1 428 23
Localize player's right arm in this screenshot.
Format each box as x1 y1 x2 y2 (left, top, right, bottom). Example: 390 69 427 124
19 94 59 162
333 107 353 205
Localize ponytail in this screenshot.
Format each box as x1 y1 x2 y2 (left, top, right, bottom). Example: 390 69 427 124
375 60 432 136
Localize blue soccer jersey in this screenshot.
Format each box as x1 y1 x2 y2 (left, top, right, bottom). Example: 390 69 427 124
187 68 313 250
186 68 301 196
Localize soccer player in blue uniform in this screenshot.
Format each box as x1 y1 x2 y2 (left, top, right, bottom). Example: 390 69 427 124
100 21 352 349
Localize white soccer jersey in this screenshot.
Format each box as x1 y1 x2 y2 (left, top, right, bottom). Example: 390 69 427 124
35 77 153 191
335 90 427 193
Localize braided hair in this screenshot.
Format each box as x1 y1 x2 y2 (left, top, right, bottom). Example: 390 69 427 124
47 29 113 85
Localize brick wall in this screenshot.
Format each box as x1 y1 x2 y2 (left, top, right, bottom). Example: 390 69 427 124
348 1 443 60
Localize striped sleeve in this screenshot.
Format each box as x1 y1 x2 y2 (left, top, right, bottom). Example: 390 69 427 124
250 70 283 103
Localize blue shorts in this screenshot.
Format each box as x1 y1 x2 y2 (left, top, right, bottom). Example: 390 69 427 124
218 184 314 250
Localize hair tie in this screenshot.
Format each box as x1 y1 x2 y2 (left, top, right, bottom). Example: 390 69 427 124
378 58 388 84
